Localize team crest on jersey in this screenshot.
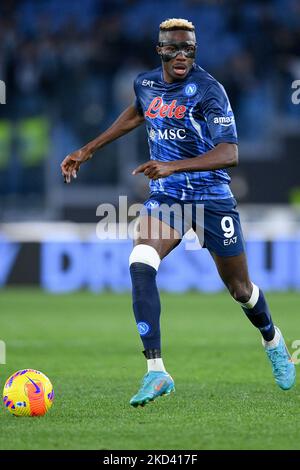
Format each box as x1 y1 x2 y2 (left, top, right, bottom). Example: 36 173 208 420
184 83 197 97
144 199 160 209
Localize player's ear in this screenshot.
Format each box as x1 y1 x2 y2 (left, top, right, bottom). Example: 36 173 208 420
156 45 162 56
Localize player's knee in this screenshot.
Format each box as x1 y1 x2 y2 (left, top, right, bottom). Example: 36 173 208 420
228 282 253 304
129 244 161 271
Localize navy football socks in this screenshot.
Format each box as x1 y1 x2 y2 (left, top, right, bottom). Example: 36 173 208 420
241 289 275 342
130 262 161 351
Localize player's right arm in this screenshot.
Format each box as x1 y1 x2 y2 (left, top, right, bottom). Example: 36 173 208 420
61 104 144 183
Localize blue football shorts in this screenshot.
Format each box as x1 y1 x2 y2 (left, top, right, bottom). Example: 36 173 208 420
140 193 246 257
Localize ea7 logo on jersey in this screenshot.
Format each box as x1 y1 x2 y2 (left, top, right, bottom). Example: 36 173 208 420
145 97 186 119
142 79 154 87
224 236 237 246
213 116 235 127
149 128 186 141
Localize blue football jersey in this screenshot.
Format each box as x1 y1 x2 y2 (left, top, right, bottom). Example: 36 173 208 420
134 64 238 201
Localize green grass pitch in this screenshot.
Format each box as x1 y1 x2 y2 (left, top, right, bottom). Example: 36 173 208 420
0 289 300 450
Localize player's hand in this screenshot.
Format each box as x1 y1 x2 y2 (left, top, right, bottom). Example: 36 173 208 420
132 160 176 180
60 147 93 183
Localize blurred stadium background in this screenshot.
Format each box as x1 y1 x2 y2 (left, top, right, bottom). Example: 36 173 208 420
1 0 300 451
0 0 300 292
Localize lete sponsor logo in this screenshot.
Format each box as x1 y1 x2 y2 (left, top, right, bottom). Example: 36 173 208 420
145 97 186 119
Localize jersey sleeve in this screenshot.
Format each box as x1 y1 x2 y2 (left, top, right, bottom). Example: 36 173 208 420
133 76 144 116
200 81 238 145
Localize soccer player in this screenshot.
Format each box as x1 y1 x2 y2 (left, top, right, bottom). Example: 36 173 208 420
61 18 296 407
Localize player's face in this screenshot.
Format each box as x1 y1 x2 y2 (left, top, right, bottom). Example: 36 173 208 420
157 30 196 82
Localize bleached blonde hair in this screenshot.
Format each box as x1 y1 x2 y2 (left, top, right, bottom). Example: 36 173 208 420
159 18 195 32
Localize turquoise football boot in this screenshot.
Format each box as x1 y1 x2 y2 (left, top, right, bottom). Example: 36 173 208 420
264 327 296 390
130 371 175 407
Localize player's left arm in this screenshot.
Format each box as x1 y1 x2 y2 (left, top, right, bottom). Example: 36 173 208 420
133 81 238 180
